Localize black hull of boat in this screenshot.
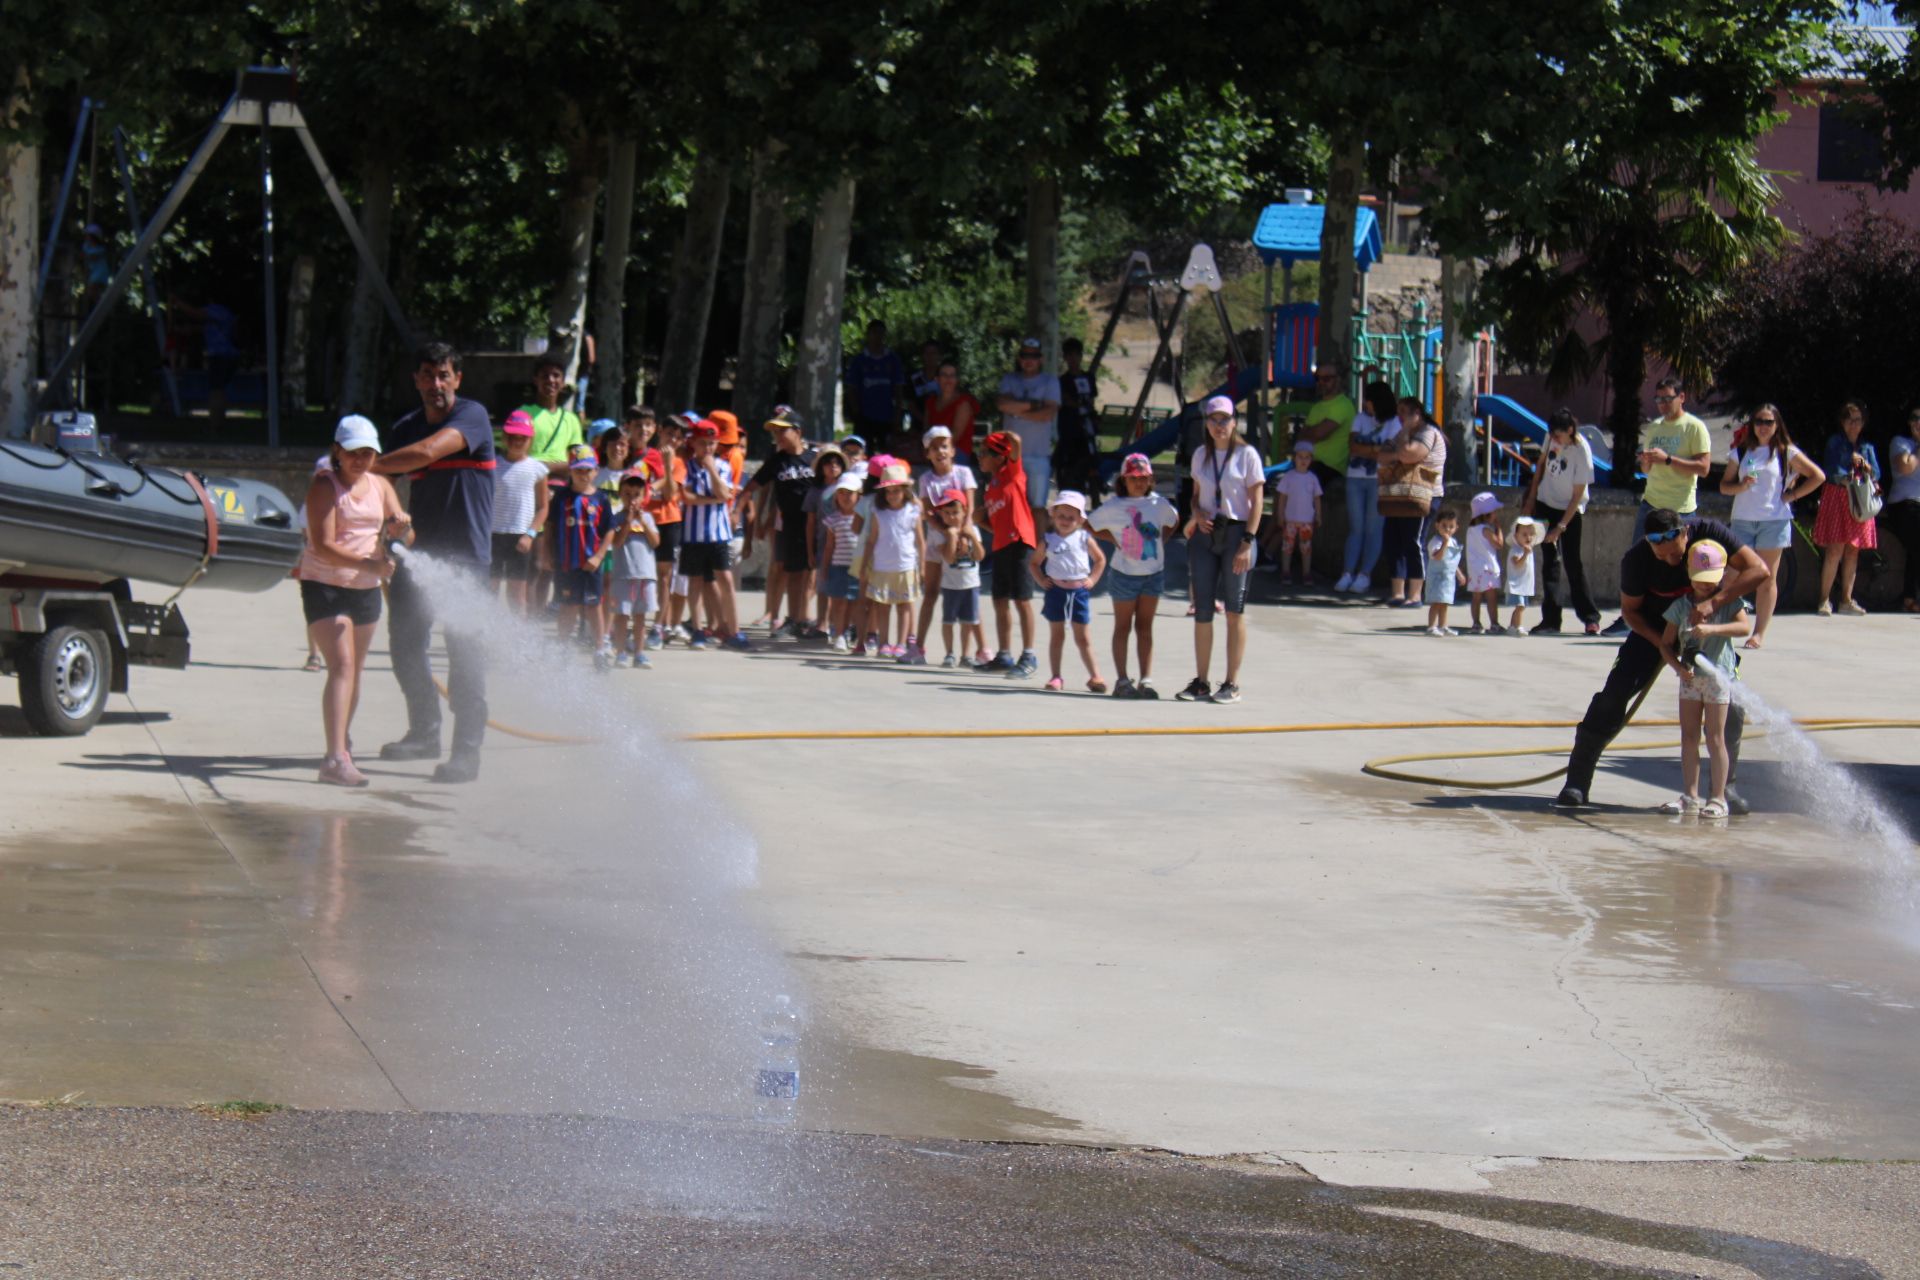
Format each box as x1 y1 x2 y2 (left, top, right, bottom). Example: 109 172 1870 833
0 441 301 593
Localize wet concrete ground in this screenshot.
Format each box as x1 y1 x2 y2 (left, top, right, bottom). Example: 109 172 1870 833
1 1105 1912 1278
1 578 1917 1272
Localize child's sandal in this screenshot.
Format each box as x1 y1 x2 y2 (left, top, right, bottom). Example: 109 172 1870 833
1086 679 1107 694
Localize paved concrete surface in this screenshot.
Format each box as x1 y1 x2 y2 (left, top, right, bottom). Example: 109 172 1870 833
1 571 1917 1272
0 1106 1912 1278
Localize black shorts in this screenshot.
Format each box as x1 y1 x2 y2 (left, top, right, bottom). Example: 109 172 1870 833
679 540 733 582
301 579 382 627
489 532 533 581
655 520 682 567
988 541 1034 602
775 520 811 572
553 568 604 606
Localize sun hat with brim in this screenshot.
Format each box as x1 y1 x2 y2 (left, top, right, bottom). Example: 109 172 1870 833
334 415 381 452
877 463 914 488
1470 491 1503 518
1202 395 1235 418
709 410 741 442
1688 539 1727 583
1120 453 1154 477
1051 490 1088 515
501 409 535 437
834 473 865 494
922 425 952 447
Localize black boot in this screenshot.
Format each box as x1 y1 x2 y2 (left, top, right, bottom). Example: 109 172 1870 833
380 733 441 762
1551 785 1587 809
432 752 481 784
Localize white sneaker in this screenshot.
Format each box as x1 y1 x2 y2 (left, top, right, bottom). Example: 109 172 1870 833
1439 626 1459 636
1334 572 1356 592
614 651 634 669
1426 625 1443 636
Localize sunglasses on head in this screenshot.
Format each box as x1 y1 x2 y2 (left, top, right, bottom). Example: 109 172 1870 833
1645 528 1684 544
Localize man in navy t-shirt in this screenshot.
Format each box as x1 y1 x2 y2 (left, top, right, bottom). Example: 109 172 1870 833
374 341 496 783
843 320 905 453
1554 509 1769 812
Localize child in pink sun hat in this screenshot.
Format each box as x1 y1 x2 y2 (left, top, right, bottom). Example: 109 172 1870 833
1657 539 1752 819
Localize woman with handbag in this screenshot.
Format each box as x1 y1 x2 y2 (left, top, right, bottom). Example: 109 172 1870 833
1814 400 1881 616
1375 397 1449 609
1176 395 1265 705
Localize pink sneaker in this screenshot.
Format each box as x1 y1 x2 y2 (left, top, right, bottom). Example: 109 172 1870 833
1045 676 1065 691
318 755 369 788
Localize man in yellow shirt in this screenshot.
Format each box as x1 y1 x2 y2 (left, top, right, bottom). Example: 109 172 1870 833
1636 377 1712 523
1296 364 1355 483
1601 376 1713 636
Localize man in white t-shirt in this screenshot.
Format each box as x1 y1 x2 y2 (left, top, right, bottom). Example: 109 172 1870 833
995 336 1061 519
1521 409 1601 634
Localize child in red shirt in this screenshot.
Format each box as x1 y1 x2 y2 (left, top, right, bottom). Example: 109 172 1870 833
975 431 1039 676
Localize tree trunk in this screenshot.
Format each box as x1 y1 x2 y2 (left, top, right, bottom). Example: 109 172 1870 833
545 125 603 387
1024 171 1061 367
282 253 316 413
733 143 789 432
0 91 36 438
1604 287 1649 487
588 135 637 421
1316 129 1366 373
338 153 394 415
1439 253 1478 479
791 176 856 435
655 149 733 412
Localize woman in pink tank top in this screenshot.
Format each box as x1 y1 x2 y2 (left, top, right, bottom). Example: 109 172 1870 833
300 416 410 786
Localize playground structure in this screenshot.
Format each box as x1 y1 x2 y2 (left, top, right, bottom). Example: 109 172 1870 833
27 68 414 447
1096 194 1614 486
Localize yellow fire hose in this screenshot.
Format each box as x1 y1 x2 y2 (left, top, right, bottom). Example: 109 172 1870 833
432 677 1916 793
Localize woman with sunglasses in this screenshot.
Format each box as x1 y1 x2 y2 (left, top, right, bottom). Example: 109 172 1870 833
1177 396 1264 704
1813 400 1881 616
1887 408 1920 613
1720 404 1823 647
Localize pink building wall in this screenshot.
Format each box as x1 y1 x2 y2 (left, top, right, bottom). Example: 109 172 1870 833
1494 83 1920 432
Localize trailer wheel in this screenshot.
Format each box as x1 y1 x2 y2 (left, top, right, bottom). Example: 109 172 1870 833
18 625 113 736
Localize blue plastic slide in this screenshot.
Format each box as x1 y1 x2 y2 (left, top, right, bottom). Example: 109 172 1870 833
1476 394 1614 479
1099 366 1266 478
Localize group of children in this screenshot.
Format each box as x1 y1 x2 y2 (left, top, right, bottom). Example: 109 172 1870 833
1419 491 1546 637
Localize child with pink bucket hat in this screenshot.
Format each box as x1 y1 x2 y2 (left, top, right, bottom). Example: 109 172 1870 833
1657 539 1753 819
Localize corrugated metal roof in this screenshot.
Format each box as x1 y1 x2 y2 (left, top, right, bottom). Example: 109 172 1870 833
1812 23 1911 79
1251 204 1384 271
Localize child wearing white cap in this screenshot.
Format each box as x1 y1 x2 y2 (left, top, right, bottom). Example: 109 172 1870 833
1464 491 1507 634
1029 491 1108 692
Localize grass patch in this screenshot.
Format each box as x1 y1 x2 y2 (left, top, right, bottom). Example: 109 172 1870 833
194 1100 289 1118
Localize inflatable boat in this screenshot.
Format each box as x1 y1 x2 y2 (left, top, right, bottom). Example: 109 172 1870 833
0 438 302 593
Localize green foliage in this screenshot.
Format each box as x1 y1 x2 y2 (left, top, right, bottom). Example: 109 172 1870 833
842 261 1085 397
1706 203 1920 450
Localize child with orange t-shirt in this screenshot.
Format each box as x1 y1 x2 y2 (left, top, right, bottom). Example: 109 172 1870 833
974 431 1039 676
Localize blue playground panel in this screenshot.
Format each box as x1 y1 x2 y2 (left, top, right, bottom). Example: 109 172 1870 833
1476 394 1617 486
1252 205 1383 272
